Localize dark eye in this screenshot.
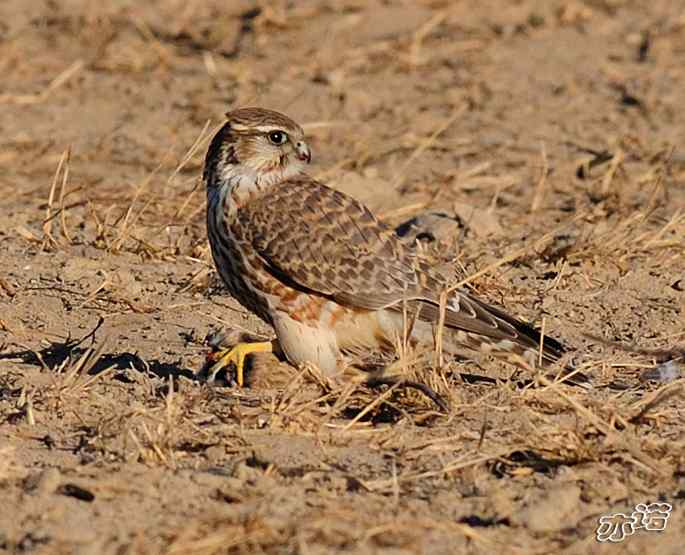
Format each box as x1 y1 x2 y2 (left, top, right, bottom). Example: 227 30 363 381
268 131 288 145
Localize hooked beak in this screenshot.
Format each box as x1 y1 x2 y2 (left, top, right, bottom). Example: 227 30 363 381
295 141 311 163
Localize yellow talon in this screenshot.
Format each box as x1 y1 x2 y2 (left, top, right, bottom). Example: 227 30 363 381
206 341 273 386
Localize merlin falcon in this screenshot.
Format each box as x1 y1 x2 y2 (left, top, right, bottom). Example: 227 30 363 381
203 107 572 394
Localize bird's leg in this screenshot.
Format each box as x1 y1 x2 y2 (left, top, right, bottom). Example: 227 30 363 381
365 374 449 412
206 342 273 386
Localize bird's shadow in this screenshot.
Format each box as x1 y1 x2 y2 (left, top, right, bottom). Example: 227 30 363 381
1 319 195 384
1 342 196 383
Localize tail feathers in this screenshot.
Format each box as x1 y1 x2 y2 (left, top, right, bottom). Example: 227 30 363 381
394 292 591 386
430 292 591 386
469 297 566 362
444 327 551 368
415 292 566 365
442 327 591 387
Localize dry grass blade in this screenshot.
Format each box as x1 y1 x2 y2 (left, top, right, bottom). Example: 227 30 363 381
319 380 360 429
340 381 401 432
628 380 684 423
534 374 668 475
169 119 214 187
408 11 447 67
391 105 466 189
530 142 548 212
0 60 83 104
58 147 73 242
16 386 35 425
130 16 171 65
166 522 278 555
537 317 546 367
448 211 587 293
533 375 611 434
600 148 624 197
433 289 448 370
51 339 112 394
364 450 508 492
42 148 70 249
76 276 112 310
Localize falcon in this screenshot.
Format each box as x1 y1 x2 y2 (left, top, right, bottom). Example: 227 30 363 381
203 107 574 399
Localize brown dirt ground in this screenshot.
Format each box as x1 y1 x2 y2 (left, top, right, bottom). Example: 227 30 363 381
1 1 685 554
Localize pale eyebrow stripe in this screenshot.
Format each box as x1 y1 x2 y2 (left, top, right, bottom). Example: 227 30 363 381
231 123 290 133
229 123 253 132
254 125 288 133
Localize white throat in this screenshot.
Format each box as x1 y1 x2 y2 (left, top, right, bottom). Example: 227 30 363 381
207 159 306 215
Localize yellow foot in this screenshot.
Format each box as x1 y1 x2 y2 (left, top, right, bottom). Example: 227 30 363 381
206 342 273 386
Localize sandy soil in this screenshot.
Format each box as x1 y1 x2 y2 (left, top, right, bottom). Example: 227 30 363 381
1 1 684 554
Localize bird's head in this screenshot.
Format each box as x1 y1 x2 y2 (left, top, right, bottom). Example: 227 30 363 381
203 107 311 191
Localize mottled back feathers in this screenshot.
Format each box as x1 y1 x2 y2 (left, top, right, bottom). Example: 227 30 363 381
230 176 565 363
204 107 568 374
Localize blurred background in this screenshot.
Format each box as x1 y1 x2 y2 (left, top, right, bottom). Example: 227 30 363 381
3 0 683 252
